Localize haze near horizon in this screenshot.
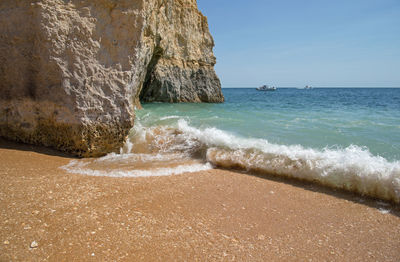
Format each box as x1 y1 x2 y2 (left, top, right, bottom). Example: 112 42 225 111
197 0 400 88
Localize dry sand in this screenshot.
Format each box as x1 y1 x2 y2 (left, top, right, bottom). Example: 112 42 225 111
1 138 399 261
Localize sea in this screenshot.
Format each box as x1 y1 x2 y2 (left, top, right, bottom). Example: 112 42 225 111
62 88 400 203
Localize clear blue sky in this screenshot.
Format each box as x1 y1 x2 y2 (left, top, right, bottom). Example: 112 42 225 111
197 0 400 87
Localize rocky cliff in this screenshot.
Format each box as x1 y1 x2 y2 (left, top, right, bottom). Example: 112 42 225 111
0 0 224 157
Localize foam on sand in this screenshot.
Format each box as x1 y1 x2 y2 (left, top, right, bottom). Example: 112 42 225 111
61 160 212 178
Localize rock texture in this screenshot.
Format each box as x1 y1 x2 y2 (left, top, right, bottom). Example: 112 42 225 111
0 0 223 157
139 0 223 103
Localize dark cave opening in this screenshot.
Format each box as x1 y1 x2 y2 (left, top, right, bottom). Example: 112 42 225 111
139 46 163 102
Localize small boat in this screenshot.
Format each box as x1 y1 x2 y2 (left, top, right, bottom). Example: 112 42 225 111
304 85 312 89
256 85 276 91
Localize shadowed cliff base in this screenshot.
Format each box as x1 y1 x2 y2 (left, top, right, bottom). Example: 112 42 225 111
0 137 77 158
0 112 132 158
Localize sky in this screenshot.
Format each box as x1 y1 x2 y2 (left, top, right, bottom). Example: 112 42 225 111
197 0 400 87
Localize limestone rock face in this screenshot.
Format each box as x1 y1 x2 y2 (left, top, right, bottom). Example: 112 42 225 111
139 0 224 103
0 0 223 157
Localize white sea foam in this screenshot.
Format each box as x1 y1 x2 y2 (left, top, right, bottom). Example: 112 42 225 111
61 160 212 178
160 115 180 120
133 118 400 202
120 138 134 154
95 152 186 163
62 115 400 203
206 147 400 203
378 208 391 214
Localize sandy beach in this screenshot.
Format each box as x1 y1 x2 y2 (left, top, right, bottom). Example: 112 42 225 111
1 138 399 261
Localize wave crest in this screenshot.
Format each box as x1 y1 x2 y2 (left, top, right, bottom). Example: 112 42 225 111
206 147 400 203
63 114 400 203
134 117 400 202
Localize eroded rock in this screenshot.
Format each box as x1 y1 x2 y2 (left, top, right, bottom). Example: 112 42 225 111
0 0 223 157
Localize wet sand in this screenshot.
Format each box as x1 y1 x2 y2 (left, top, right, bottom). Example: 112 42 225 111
1 138 399 261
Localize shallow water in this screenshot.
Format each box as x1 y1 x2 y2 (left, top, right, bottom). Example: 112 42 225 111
62 88 400 202
140 88 400 161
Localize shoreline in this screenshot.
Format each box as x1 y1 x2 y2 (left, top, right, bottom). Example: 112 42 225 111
1 138 399 261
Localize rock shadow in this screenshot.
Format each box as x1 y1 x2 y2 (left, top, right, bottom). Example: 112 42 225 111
0 137 77 158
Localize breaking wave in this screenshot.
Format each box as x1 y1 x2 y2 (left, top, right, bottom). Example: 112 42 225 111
62 113 400 203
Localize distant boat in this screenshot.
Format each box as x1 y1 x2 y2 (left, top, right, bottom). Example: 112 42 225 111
304 85 312 89
256 85 276 91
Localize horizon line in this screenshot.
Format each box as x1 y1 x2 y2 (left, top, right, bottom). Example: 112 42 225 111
222 86 400 88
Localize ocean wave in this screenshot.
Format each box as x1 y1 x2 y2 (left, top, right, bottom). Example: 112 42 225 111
206 147 400 203
62 114 400 203
131 117 400 202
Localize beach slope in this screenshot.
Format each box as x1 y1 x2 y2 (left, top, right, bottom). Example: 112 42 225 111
1 139 399 261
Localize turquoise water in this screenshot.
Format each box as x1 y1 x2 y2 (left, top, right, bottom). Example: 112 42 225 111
139 88 400 161
63 88 400 202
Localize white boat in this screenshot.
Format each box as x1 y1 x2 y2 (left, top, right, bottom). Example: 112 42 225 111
256 85 276 91
304 85 312 89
